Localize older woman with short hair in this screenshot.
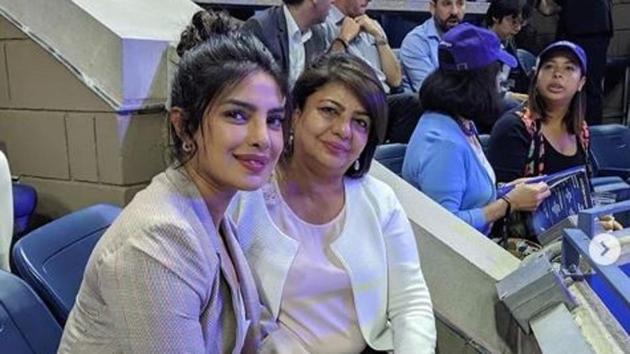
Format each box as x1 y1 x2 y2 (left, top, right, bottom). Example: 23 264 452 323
403 23 550 235
231 53 436 354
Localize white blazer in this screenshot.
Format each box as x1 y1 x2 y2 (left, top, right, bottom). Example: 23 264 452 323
231 175 436 353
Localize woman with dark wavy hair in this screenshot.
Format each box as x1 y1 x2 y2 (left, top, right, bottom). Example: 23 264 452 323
403 23 550 236
230 53 436 353
59 11 287 353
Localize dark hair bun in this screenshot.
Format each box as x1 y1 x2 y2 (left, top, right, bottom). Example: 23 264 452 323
176 10 239 57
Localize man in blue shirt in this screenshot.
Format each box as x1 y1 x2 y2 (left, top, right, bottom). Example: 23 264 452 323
400 0 466 92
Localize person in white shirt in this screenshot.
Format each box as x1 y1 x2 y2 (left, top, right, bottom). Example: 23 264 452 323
231 53 436 354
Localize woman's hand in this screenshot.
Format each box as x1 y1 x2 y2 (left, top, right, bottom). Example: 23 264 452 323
504 175 546 188
600 215 623 231
507 182 551 211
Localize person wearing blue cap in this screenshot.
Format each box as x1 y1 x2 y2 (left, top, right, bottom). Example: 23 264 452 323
537 0 612 126
488 40 590 183
402 23 550 235
488 40 623 234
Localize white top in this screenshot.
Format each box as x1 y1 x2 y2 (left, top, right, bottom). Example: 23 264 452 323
284 5 312 87
230 175 436 353
263 180 366 353
469 138 496 185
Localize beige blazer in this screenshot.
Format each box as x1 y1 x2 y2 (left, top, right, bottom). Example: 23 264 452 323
59 167 261 354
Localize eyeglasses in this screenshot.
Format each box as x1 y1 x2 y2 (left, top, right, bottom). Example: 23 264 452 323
507 16 528 27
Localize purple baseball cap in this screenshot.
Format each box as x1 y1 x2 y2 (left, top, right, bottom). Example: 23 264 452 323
536 40 588 74
438 23 517 71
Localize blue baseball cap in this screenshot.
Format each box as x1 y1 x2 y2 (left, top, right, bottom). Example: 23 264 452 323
536 41 588 74
438 23 517 71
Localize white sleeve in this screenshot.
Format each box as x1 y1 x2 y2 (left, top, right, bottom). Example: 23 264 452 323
382 190 437 354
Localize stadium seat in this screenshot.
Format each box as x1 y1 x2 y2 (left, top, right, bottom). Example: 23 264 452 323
591 176 626 187
516 48 536 75
589 124 630 181
12 183 37 236
0 269 61 353
375 143 407 176
12 204 121 324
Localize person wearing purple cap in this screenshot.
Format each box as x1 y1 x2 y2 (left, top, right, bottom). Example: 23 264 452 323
402 23 550 235
488 41 590 183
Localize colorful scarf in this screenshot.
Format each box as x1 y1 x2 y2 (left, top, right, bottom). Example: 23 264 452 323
515 107 591 178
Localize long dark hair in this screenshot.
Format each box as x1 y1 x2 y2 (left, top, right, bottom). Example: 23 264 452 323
485 0 532 27
288 53 388 178
170 10 288 164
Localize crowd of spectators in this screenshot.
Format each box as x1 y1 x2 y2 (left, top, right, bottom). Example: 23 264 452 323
56 1 622 353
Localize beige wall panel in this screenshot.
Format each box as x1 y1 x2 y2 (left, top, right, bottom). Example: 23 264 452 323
0 110 69 179
0 16 27 40
95 112 166 185
0 44 9 106
94 113 123 184
5 40 110 111
120 111 167 184
19 176 142 219
66 113 98 182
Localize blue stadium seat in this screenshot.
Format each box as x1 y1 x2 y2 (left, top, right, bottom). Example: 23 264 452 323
0 269 61 354
12 204 121 324
516 49 536 75
591 176 626 187
12 183 37 235
375 143 407 176
589 124 630 181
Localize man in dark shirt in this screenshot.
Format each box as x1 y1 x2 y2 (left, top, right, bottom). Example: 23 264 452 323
538 0 613 125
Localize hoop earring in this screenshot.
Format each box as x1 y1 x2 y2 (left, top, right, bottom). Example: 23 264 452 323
182 141 193 153
353 159 360 171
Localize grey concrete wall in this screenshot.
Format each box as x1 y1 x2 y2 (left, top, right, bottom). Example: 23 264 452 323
369 162 525 353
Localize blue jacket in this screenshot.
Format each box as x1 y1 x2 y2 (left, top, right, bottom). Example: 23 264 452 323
402 112 496 234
